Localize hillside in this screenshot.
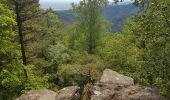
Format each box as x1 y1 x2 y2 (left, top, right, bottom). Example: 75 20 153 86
1 0 169 99
56 4 140 32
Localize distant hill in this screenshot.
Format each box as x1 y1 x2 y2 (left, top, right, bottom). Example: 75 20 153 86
55 4 140 32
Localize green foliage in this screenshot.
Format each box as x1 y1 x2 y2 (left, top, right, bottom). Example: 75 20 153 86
97 32 142 73
45 43 71 66
0 3 16 55
0 62 23 89
132 0 170 97
0 3 21 99
0 64 49 100
68 23 88 52
57 54 109 87
43 42 71 84
23 11 64 75
105 0 170 97
95 20 147 86
0 2 49 99
1 0 170 99
23 65 49 92
72 0 108 54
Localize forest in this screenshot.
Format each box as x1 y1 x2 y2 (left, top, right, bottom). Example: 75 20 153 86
0 0 170 100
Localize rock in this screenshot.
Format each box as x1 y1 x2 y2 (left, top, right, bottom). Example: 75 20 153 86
91 85 162 100
16 86 80 100
90 83 118 100
114 85 163 100
16 69 162 100
16 89 56 100
90 69 163 100
55 86 80 100
100 69 134 86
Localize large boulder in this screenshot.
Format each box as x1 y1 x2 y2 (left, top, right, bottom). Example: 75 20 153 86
55 86 80 100
114 85 162 100
90 69 163 100
100 69 134 86
16 86 80 100
91 85 162 100
16 89 56 100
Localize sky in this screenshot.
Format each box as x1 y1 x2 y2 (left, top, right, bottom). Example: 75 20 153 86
39 0 134 10
40 0 133 3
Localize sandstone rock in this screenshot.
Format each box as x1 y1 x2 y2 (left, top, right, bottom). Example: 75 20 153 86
91 85 162 100
90 69 163 100
16 89 56 100
114 85 162 100
17 86 80 100
55 86 80 100
100 69 134 86
16 69 162 100
90 83 119 100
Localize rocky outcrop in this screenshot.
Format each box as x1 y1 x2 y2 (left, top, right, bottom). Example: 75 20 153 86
16 89 56 100
16 86 80 100
16 69 162 100
114 85 162 100
55 86 80 100
90 69 163 100
100 69 134 86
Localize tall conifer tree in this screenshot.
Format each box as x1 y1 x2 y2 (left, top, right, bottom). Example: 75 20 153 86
4 0 40 79
73 0 108 54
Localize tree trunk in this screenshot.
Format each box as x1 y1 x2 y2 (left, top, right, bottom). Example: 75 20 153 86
88 32 93 54
15 3 28 80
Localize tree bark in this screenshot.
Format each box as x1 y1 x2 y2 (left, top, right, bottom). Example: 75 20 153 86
15 3 28 80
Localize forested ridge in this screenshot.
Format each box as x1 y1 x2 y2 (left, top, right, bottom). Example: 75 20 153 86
0 0 169 100
55 4 139 32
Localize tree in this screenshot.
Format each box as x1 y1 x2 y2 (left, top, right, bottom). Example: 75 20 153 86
0 3 23 99
0 2 16 73
72 0 108 54
110 0 170 97
3 0 41 79
23 11 64 75
116 0 170 97
134 0 170 97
